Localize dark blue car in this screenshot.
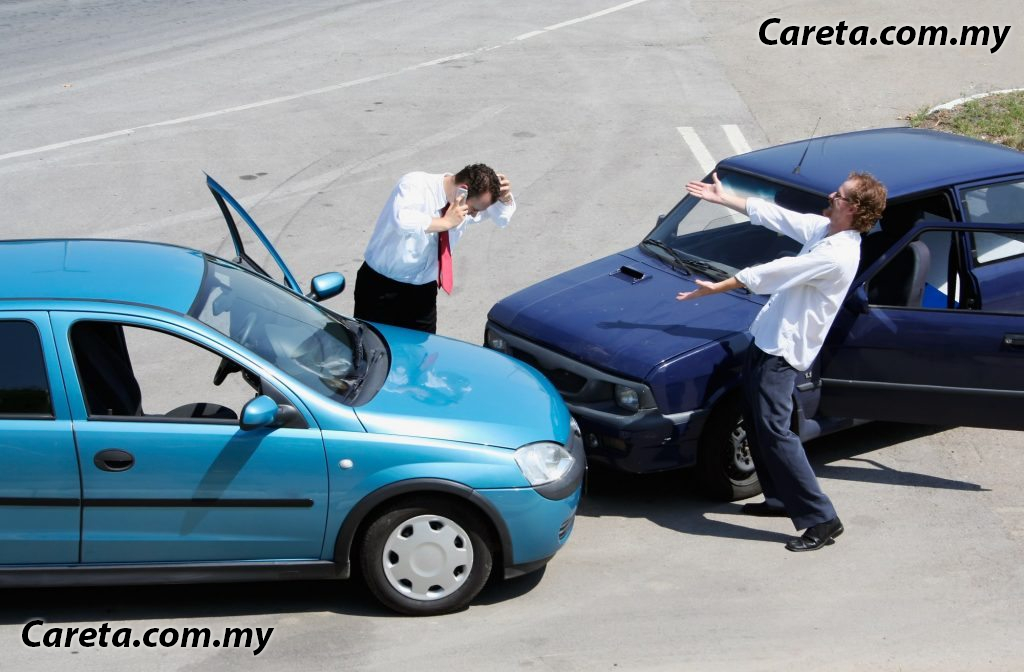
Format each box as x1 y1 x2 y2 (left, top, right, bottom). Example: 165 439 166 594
486 128 1024 500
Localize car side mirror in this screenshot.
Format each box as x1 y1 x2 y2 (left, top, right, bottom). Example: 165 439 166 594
308 272 345 302
240 395 280 431
656 214 666 226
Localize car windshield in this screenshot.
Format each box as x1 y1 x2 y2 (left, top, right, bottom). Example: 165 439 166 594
190 258 366 403
643 169 828 277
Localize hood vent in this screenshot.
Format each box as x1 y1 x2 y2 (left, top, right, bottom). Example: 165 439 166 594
610 265 648 284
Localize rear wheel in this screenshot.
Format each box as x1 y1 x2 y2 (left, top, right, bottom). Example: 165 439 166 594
359 497 493 616
696 397 761 501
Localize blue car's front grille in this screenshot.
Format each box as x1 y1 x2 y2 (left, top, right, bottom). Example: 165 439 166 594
511 348 588 394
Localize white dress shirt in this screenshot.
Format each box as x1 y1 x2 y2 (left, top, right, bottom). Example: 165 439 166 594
363 171 516 285
734 197 861 371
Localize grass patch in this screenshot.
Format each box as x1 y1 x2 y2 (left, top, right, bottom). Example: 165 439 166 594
907 90 1024 151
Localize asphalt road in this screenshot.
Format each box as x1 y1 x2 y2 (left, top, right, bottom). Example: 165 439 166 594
1 1 1023 670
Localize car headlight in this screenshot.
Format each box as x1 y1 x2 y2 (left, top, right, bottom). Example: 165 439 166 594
485 328 511 354
515 441 575 486
614 384 640 412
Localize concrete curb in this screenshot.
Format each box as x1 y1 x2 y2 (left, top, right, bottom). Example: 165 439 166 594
927 88 1024 114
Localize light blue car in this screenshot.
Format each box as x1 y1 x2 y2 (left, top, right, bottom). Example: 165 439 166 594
0 176 583 616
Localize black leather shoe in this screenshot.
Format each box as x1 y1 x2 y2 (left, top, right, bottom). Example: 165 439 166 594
785 517 844 552
740 502 788 517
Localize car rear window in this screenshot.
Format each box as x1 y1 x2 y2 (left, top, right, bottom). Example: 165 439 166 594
0 320 53 417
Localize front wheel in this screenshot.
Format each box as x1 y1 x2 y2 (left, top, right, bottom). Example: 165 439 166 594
359 498 493 616
696 398 762 501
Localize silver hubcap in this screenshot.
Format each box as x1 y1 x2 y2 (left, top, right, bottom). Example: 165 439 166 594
382 514 474 601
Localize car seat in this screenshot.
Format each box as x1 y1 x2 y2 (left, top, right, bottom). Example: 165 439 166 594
868 240 931 307
72 322 143 416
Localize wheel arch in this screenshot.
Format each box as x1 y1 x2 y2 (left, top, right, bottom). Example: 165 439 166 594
703 380 803 436
331 479 513 577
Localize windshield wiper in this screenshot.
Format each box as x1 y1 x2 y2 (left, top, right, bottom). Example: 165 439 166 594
344 349 383 401
641 238 732 280
350 323 365 371
641 238 690 274
677 257 729 280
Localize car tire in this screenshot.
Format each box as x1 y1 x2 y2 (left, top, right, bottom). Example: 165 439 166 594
359 497 494 616
696 396 762 501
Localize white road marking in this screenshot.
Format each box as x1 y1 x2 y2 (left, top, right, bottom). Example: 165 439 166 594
410 52 474 69
0 130 136 161
0 0 655 163
96 103 510 239
676 126 716 175
542 0 652 31
677 125 757 173
514 30 547 41
722 124 751 155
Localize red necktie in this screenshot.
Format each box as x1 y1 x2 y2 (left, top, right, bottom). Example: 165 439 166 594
437 203 454 294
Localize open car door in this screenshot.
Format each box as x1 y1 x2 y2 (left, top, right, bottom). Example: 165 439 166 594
206 174 303 295
819 219 1024 431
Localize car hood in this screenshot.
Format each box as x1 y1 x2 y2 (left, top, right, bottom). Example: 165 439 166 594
354 325 571 449
488 248 763 378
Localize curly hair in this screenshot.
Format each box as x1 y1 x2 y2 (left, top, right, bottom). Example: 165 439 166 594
846 171 887 233
453 164 501 204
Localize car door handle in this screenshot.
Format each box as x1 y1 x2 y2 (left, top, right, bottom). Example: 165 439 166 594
1004 333 1024 347
93 449 135 472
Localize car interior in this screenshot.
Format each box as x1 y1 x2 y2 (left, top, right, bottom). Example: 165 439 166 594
860 194 954 308
71 321 244 421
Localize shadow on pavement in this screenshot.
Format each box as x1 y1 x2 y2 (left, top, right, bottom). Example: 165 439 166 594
0 554 547 626
0 578 388 626
577 422 989 544
475 566 547 606
579 465 795 544
807 422 989 492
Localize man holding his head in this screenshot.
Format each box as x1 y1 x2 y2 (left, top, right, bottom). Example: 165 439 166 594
355 163 515 334
678 171 887 552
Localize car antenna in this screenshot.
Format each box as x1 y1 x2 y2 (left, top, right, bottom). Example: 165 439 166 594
792 117 821 175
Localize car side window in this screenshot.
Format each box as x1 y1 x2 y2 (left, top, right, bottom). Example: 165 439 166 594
0 320 53 418
962 179 1024 224
867 228 1024 315
70 321 259 423
866 231 954 310
860 194 958 309
970 231 1024 266
859 193 954 276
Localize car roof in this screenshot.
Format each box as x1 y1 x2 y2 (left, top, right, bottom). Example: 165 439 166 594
0 239 206 314
719 127 1024 199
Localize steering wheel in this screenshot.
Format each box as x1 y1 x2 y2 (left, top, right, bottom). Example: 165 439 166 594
212 312 257 386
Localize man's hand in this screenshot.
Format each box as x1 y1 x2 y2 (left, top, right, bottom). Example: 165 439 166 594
497 173 513 204
685 171 747 213
442 193 469 229
676 276 745 301
427 195 469 233
676 279 718 301
685 171 727 204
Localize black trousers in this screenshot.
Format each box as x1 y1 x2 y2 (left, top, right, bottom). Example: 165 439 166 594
741 344 837 530
353 262 439 334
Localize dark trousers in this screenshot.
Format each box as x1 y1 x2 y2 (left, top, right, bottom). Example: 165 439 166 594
742 345 836 530
353 262 439 334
